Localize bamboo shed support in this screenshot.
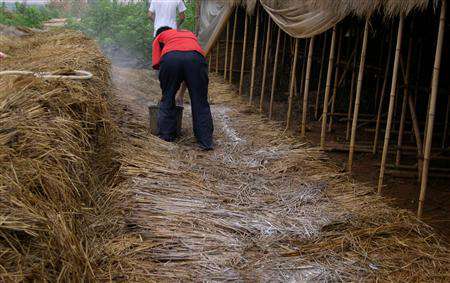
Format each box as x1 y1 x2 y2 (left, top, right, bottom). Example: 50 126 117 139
329 30 344 132
320 27 337 148
418 0 446 218
348 19 370 172
269 27 282 120
249 7 260 105
215 42 219 73
346 32 360 141
315 33 328 120
286 38 300 131
378 15 405 194
301 36 315 138
224 21 230 80
260 18 272 112
229 8 238 83
408 94 424 179
239 14 249 96
396 31 414 166
373 30 395 154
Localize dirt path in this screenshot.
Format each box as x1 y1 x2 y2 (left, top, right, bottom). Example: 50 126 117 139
112 67 449 281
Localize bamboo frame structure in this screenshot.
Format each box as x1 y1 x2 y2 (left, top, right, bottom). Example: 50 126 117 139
348 19 370 172
346 31 360 141
215 42 219 73
269 27 282 120
224 21 230 80
299 40 308 99
286 38 300 131
301 36 315 138
418 0 446 218
229 8 238 83
315 33 328 120
320 27 337 148
396 31 414 166
239 14 249 96
249 7 260 105
259 17 272 112
328 30 344 132
373 30 395 154
378 15 405 194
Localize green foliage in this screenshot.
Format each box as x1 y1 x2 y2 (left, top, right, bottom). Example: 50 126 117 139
0 3 60 28
69 0 196 62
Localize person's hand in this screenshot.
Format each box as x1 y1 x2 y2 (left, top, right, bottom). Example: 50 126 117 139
0 52 7 60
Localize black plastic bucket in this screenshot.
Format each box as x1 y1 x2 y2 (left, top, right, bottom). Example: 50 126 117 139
148 104 183 137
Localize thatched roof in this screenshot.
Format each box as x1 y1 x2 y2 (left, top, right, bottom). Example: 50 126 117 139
237 0 434 17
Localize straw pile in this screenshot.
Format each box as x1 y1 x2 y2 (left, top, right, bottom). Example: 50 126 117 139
0 30 140 281
120 74 450 281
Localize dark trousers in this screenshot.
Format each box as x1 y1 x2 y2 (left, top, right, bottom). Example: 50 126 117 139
158 51 214 149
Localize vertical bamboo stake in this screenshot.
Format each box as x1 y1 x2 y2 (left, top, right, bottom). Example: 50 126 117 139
418 0 446 218
229 8 238 83
208 53 212 73
378 15 405 194
346 32 359 141
269 27 282 120
259 17 272 112
408 94 424 179
249 7 260 105
373 29 395 154
281 33 287 67
215 42 220 73
224 20 230 80
320 27 337 148
396 32 414 166
239 14 249 96
286 38 300 131
348 19 370 172
315 33 329 120
299 40 308 99
442 94 450 148
329 29 344 132
301 36 315 138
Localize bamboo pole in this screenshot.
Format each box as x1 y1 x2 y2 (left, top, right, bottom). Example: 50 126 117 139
348 19 370 172
215 42 219 73
373 29 395 154
442 94 450 148
396 31 414 166
329 29 344 132
229 8 238 83
281 33 287 68
418 0 446 218
378 15 405 194
249 7 260 105
224 20 230 80
315 33 328 119
408 94 423 179
346 32 360 141
301 36 315 138
239 14 249 96
259 17 272 112
320 27 337 148
286 38 300 131
208 53 212 73
269 27 282 120
299 40 308 99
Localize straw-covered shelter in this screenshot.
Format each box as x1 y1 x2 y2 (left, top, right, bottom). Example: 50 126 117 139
200 0 450 219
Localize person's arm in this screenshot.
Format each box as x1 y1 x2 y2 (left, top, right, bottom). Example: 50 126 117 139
177 0 187 28
152 35 163 70
0 52 6 60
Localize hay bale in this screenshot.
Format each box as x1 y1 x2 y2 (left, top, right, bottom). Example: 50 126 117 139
0 30 133 281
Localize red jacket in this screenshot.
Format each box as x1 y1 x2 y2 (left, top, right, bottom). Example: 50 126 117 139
152 29 205 70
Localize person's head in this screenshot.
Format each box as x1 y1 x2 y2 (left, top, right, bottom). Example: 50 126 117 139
155 26 172 37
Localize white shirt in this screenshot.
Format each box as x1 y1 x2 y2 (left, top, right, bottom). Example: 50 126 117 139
149 0 187 36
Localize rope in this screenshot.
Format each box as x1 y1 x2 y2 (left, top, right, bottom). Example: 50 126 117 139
0 70 93 80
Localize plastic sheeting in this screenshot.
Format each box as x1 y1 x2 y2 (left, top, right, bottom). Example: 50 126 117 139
260 0 344 39
198 1 234 54
198 0 345 54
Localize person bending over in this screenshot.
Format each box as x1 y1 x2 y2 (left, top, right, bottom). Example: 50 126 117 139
152 26 214 150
